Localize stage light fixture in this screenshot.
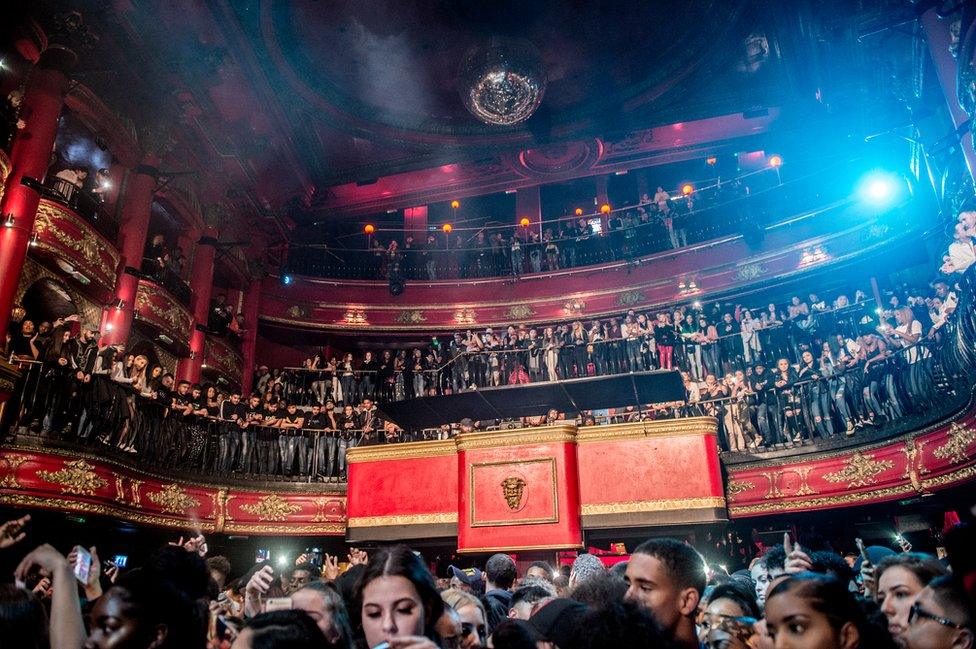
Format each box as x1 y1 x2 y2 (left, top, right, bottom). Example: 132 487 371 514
281 275 293 285
442 223 453 233
768 154 783 168
858 171 902 207
519 217 530 227
364 224 375 235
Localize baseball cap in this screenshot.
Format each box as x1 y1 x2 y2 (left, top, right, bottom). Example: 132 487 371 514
448 565 483 588
529 598 587 647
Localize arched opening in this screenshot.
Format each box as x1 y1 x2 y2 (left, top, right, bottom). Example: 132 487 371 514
20 278 79 327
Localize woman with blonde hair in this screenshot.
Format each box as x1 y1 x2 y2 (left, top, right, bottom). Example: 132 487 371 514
440 588 488 649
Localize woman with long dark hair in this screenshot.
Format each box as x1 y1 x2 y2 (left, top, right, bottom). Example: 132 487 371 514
351 545 443 649
765 572 897 649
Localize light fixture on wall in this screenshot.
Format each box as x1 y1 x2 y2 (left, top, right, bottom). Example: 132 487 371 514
29 233 38 247
3 214 14 228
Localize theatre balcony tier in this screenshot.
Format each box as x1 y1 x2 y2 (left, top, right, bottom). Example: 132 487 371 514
28 198 121 302
134 278 195 354
262 204 928 333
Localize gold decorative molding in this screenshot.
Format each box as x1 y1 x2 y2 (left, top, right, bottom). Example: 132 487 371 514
395 310 427 324
470 458 558 527
726 480 754 500
32 201 119 285
37 460 107 495
761 471 784 500
0 454 29 489
729 484 916 516
0 493 218 532
933 422 975 464
239 494 302 521
457 542 584 554
581 497 725 515
456 424 577 451
347 439 458 463
347 512 458 528
616 289 644 307
135 280 194 336
575 416 718 443
147 484 202 515
504 304 536 320
822 451 894 488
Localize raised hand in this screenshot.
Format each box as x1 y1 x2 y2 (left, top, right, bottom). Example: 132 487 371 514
783 533 812 574
322 553 340 582
347 547 368 566
0 515 30 549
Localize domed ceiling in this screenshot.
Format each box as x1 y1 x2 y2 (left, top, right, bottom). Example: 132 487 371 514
254 0 753 144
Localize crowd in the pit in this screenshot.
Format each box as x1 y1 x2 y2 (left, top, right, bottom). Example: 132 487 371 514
1 508 974 649
287 181 758 281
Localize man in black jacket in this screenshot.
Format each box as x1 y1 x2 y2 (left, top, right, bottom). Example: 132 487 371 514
484 553 517 631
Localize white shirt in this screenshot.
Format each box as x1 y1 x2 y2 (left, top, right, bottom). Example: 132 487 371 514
946 240 976 274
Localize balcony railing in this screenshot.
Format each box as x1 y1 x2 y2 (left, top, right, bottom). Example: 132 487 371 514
46 178 119 242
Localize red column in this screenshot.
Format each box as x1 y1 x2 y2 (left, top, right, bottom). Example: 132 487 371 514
240 278 262 395
921 9 976 181
100 157 159 346
0 51 73 340
176 227 217 383
515 186 542 238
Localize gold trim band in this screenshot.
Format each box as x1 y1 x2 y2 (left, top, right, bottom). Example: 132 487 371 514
581 496 726 515
457 542 584 554
347 439 458 464
347 512 458 528
456 424 577 451
576 416 718 443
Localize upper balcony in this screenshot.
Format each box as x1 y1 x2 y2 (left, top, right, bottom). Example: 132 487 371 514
29 198 121 301
262 198 926 334
133 278 194 355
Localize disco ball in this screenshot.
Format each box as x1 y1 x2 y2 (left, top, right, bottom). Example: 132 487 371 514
458 38 547 127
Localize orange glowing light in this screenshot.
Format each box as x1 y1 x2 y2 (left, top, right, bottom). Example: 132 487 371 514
574 208 584 216
442 223 453 233
364 224 375 235
706 156 717 165
519 217 530 227
600 204 611 214
769 154 783 168
450 200 460 209
681 183 694 195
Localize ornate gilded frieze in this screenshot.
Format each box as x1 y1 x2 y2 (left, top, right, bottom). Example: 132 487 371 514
822 452 894 488
205 335 243 382
933 422 975 464
31 201 120 291
147 484 202 515
239 494 302 521
134 280 194 344
37 459 107 495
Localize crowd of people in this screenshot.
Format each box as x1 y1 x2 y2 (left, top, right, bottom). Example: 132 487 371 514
0 510 973 649
286 181 761 282
0 264 964 484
